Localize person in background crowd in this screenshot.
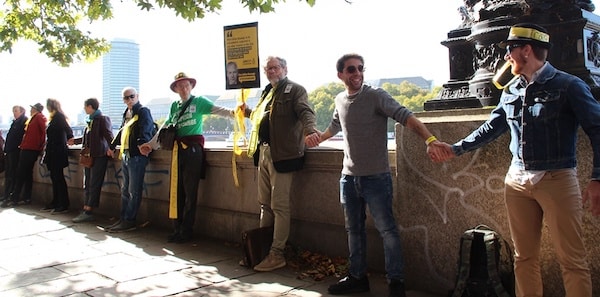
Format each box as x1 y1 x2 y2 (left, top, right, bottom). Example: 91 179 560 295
307 53 447 297
41 99 74 214
2 106 27 202
1 103 47 208
72 98 114 223
0 130 4 195
139 72 234 243
103 87 154 232
240 56 318 272
435 23 598 297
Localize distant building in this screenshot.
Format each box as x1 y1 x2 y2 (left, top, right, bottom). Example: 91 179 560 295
102 39 140 127
366 76 433 91
213 89 262 110
145 97 172 123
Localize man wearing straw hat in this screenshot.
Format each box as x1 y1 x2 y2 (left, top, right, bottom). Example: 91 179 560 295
140 72 234 243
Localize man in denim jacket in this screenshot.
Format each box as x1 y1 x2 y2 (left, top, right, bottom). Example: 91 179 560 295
437 23 600 297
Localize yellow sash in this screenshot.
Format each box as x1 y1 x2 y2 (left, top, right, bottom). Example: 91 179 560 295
231 89 250 187
119 114 138 159
247 88 274 158
168 141 188 219
169 143 179 219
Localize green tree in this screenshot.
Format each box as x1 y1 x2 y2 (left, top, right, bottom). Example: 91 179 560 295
309 81 441 133
307 82 345 131
203 114 234 132
0 0 316 66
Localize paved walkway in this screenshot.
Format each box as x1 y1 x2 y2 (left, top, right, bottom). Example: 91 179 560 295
0 204 443 297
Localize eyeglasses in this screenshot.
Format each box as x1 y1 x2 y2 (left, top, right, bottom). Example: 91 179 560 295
506 44 524 53
345 65 365 74
123 94 136 100
264 65 282 72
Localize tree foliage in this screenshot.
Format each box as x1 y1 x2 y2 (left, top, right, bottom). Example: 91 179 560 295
0 0 316 66
307 82 345 131
308 81 440 132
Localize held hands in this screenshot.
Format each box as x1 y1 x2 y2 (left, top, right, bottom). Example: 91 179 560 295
305 131 322 148
139 143 152 156
583 181 600 216
427 140 455 163
106 149 114 158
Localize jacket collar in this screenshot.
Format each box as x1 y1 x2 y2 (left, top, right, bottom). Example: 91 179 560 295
532 62 556 85
122 101 142 118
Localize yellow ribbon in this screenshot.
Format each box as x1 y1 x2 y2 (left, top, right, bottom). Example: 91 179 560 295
168 141 188 219
231 89 250 187
169 143 178 219
247 88 274 158
119 114 138 159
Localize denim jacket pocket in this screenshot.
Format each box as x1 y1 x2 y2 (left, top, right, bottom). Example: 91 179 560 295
529 90 562 120
502 94 521 122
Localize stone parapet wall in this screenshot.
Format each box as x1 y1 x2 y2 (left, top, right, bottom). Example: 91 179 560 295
29 108 600 296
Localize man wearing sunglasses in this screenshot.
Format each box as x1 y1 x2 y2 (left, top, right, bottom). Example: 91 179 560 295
436 23 600 297
99 87 154 232
308 53 446 297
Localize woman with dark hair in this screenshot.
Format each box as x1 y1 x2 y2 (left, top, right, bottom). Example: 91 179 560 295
42 98 74 213
72 98 113 223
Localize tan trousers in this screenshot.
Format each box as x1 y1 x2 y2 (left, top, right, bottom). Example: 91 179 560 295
257 144 294 254
505 168 591 297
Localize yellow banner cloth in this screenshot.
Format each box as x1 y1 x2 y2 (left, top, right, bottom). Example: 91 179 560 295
247 88 274 158
119 114 138 159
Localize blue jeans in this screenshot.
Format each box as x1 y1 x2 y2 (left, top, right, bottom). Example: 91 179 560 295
120 154 148 222
340 172 404 281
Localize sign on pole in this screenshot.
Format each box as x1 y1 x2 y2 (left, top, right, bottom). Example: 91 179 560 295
224 22 260 90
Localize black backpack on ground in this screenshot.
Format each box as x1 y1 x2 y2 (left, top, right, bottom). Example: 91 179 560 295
450 224 515 297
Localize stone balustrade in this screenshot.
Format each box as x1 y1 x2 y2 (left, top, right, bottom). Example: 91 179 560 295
25 108 600 296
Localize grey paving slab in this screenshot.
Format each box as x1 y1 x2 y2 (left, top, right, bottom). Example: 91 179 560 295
54 253 146 276
0 271 115 297
0 203 445 297
95 257 191 282
0 267 67 291
182 261 255 284
87 271 211 297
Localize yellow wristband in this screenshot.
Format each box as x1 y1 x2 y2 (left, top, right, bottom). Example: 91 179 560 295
425 135 437 146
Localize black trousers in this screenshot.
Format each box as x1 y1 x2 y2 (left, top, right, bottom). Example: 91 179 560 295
173 142 205 237
4 150 20 199
48 164 69 209
11 149 40 202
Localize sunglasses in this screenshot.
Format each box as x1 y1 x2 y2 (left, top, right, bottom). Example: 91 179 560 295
123 94 136 100
506 44 524 53
345 65 365 74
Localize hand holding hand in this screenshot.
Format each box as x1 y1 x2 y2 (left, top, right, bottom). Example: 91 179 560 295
305 131 321 148
427 141 455 162
237 103 247 114
139 143 152 156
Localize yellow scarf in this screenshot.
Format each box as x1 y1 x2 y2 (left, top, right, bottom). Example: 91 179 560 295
231 89 250 187
247 87 274 157
119 114 138 159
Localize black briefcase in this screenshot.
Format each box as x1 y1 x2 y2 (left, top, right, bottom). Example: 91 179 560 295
241 226 274 268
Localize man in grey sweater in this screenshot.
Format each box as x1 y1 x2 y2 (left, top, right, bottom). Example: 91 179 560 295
306 53 447 297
